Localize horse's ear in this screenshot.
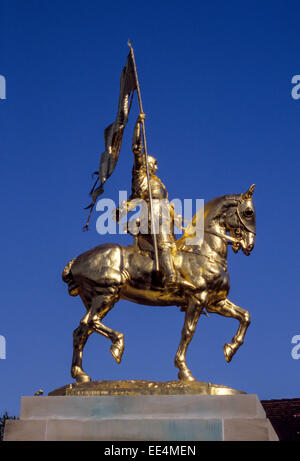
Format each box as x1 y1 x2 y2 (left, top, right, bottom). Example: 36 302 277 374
243 184 255 199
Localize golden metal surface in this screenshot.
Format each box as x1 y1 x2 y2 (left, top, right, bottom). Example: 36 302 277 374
62 45 256 387
63 184 256 384
49 380 245 396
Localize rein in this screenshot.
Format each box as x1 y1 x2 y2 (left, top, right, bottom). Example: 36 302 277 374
204 229 241 245
179 245 228 270
178 229 241 271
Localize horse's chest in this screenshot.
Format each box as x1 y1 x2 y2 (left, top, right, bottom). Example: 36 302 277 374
205 264 230 296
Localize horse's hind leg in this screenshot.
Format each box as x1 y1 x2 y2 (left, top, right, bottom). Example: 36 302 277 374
71 287 123 383
90 289 124 365
71 318 92 383
207 298 250 362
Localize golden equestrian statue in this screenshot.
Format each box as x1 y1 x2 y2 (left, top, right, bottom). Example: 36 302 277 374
62 43 256 385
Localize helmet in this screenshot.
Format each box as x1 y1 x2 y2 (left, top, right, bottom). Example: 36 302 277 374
147 155 157 165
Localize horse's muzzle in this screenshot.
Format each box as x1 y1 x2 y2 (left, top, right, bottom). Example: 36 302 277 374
242 243 254 256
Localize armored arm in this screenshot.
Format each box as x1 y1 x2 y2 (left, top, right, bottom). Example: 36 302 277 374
113 199 142 223
132 113 145 148
130 113 149 199
113 114 147 223
168 203 184 230
132 113 145 165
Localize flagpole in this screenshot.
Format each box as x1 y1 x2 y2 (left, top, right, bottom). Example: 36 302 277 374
127 40 159 272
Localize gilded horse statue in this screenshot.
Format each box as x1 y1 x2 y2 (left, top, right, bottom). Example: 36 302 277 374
63 185 256 383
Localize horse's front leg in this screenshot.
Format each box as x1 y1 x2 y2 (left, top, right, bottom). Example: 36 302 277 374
175 295 205 381
207 298 250 362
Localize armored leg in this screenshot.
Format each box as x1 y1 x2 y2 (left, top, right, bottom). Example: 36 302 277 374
159 249 176 285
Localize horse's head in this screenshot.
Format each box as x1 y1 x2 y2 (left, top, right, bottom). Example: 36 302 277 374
225 184 256 256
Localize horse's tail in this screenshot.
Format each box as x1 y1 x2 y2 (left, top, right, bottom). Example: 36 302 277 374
62 258 79 297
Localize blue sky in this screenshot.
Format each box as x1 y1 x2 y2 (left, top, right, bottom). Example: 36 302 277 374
0 0 299 416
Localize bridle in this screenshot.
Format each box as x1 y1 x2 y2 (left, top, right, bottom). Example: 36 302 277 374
205 197 256 246
204 229 242 246
179 187 256 266
179 211 250 270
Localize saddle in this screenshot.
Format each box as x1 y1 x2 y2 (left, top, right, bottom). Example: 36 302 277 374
129 231 196 292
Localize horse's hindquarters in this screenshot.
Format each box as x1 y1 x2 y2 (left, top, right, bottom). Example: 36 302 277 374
71 244 123 286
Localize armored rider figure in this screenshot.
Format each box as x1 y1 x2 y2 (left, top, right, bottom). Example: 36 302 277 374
116 113 179 288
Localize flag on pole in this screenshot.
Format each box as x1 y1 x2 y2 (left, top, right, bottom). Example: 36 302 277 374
100 53 137 184
83 52 137 230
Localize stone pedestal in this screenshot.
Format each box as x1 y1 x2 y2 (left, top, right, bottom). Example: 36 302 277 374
4 392 278 441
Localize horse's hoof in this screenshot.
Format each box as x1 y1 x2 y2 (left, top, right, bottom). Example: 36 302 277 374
71 366 91 383
178 370 196 382
223 343 234 363
110 334 124 364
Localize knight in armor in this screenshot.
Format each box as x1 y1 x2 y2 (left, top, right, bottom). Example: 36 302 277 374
116 113 179 288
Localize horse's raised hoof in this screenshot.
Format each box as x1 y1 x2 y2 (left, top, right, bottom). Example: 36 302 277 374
71 366 91 383
223 343 235 363
110 334 124 364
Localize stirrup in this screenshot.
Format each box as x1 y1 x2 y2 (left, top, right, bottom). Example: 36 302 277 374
164 275 177 288
181 279 196 290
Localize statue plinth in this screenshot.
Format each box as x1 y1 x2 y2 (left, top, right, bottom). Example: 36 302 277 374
48 379 245 396
4 381 278 441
